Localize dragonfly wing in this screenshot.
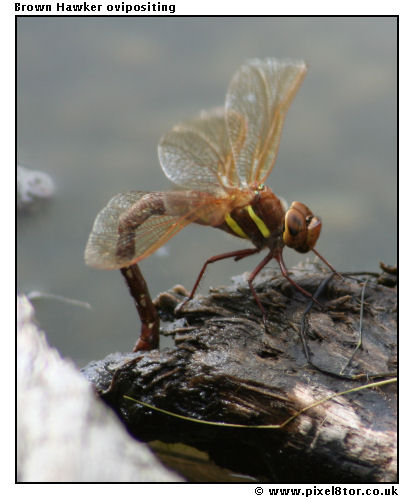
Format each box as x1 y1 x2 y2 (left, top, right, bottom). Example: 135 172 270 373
85 190 232 270
225 58 307 185
158 108 240 193
85 191 194 269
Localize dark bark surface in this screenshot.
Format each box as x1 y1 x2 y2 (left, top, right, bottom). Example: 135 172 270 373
82 262 397 483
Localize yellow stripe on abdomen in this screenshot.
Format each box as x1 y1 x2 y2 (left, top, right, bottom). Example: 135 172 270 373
225 213 249 239
246 205 271 238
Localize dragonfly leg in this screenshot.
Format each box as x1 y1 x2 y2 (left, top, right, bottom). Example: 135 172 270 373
275 252 323 307
177 247 260 312
246 252 274 325
312 248 342 279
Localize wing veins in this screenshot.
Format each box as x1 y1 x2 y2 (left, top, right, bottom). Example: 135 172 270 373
176 124 229 184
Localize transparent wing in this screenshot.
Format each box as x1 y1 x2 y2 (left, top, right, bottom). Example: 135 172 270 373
158 108 245 193
85 191 195 269
225 58 307 186
85 191 231 270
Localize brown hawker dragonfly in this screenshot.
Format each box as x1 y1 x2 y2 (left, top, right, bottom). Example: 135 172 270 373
85 58 337 350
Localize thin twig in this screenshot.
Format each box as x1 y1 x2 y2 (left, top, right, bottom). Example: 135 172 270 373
299 274 392 381
123 377 397 429
340 279 367 375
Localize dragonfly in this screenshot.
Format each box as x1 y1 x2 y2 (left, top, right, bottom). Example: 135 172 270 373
85 58 337 351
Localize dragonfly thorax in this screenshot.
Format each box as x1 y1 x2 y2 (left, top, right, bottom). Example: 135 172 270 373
219 186 286 251
219 188 322 256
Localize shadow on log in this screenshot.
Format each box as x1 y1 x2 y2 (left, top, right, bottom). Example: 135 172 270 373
82 261 397 483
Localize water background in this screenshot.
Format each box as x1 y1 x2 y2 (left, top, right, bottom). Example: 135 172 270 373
17 17 397 365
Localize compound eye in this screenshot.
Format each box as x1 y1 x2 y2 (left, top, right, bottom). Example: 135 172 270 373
287 213 303 236
283 202 322 253
283 209 306 248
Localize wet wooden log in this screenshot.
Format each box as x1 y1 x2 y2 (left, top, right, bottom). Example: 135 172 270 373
82 262 397 483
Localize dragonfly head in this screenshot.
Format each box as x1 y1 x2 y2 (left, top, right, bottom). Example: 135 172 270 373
283 201 322 253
